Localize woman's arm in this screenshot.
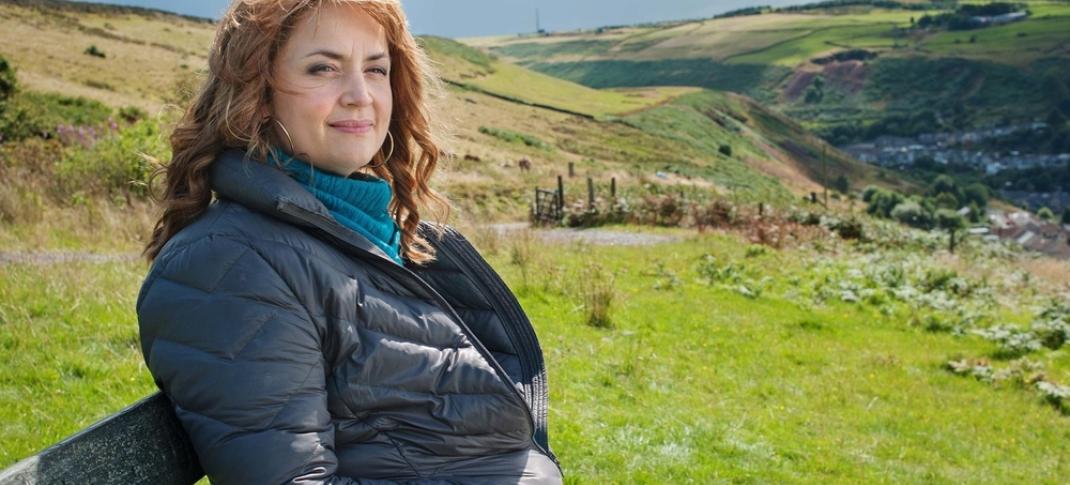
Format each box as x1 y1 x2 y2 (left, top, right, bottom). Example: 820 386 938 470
136 236 360 485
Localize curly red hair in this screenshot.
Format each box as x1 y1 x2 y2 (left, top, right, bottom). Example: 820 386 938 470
144 0 449 264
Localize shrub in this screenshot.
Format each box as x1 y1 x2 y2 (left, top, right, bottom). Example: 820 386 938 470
118 106 146 124
861 185 880 203
1036 381 1070 413
696 254 745 285
891 200 933 229
0 55 16 105
963 183 989 209
645 260 681 291
633 194 685 226
828 216 865 240
0 91 112 143
934 192 958 210
935 209 966 232
53 117 169 199
718 144 732 157
508 228 537 289
1032 301 1070 350
579 262 616 328
478 126 552 151
866 188 905 218
696 254 767 298
972 324 1043 359
84 45 106 58
693 199 735 230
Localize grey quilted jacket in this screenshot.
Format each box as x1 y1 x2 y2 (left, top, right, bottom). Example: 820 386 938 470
136 149 561 484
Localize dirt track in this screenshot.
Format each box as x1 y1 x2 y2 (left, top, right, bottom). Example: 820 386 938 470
0 225 679 266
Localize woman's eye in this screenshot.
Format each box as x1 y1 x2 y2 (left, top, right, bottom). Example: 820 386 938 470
308 64 336 74
369 67 389 76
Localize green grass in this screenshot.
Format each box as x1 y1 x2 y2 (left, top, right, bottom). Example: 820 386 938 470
478 125 554 151
474 5 1069 142
527 58 792 102
3 222 1070 481
420 36 689 118
0 260 157 467
618 91 793 203
727 24 901 66
923 15 1070 64
485 226 1070 482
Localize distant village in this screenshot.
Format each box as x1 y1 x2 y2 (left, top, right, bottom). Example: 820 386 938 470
840 122 1069 175
983 210 1070 260
841 123 1070 259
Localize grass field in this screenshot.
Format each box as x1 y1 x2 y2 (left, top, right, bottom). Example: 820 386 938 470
420 36 695 119
496 230 1070 482
0 260 157 466
4 1 1070 482
4 220 1070 482
0 3 214 112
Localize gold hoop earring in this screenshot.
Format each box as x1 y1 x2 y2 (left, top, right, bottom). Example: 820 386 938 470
272 118 295 155
367 131 394 169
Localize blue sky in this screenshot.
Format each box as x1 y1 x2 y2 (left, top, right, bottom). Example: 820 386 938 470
72 0 817 38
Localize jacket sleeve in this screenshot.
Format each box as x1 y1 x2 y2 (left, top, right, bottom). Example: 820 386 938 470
136 236 364 485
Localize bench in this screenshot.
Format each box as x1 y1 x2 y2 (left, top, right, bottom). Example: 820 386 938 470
0 392 203 484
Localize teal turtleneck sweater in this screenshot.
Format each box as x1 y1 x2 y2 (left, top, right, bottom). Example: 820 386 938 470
272 149 403 265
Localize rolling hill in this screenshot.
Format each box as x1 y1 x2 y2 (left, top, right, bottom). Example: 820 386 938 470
469 0 1070 144
7 3 1070 482
0 0 908 222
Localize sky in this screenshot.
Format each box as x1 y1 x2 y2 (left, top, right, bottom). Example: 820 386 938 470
72 0 818 38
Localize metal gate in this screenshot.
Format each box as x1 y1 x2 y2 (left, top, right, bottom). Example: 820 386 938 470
533 188 561 223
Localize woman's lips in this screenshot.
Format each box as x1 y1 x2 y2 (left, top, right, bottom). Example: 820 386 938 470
329 120 373 134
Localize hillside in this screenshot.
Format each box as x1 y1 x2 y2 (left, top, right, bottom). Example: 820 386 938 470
470 0 1070 144
0 0 905 223
6 2 1070 482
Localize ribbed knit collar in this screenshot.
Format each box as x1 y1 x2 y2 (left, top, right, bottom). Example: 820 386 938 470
272 149 403 265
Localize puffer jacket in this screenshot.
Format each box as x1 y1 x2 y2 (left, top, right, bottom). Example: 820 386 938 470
136 148 562 484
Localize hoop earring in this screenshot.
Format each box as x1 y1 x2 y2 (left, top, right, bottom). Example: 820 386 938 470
272 118 295 155
270 117 316 185
367 131 394 169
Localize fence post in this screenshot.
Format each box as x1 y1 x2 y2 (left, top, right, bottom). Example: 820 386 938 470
611 177 616 198
587 177 595 209
568 162 575 178
557 175 564 216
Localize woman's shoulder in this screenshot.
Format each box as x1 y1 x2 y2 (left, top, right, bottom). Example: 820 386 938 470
157 199 312 264
138 200 324 317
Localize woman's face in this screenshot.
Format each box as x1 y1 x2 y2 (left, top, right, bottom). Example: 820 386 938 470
270 4 393 176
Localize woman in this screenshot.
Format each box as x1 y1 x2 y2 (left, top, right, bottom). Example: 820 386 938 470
135 0 561 483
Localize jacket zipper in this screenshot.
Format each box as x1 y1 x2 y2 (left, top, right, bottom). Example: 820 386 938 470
276 200 561 471
432 228 558 464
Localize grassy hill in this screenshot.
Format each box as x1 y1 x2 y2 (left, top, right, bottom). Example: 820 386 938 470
470 0 1070 143
5 2 1070 483
0 0 906 228
0 0 215 112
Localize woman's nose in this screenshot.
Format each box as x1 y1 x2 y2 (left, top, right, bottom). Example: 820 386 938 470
340 73 374 107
